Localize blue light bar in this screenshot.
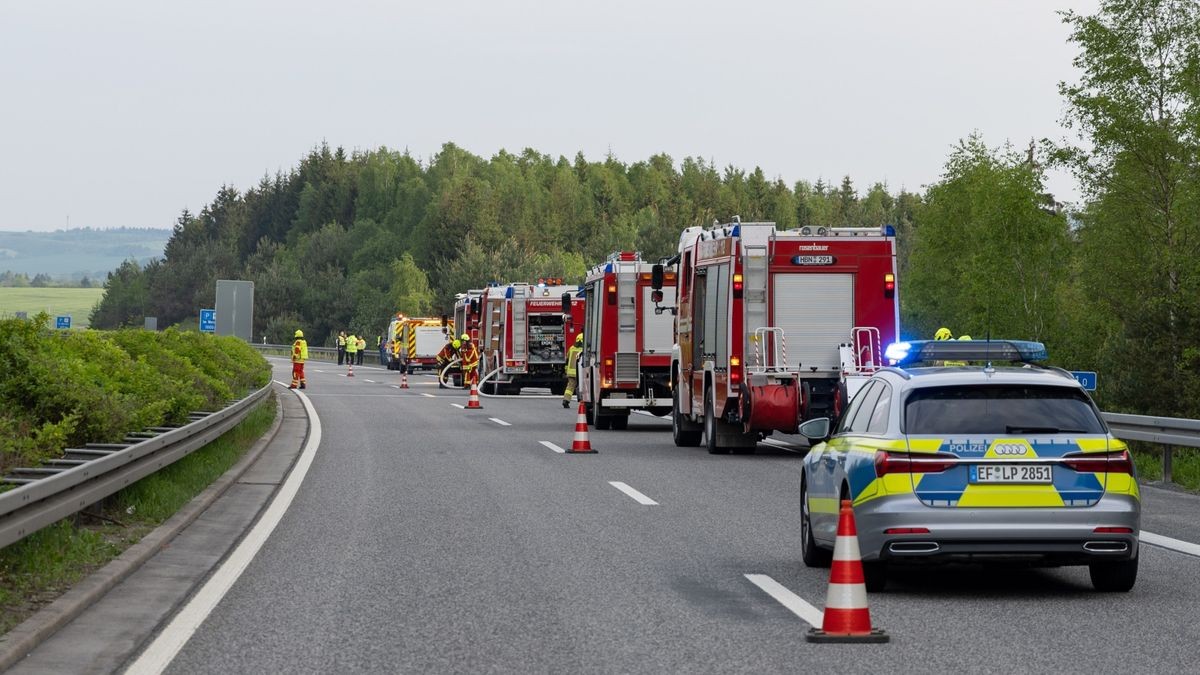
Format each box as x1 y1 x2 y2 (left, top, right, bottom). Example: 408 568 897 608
885 339 1048 366
884 224 896 237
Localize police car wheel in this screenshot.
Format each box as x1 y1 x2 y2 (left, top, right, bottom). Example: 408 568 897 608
1089 554 1138 592
862 560 888 592
800 476 832 568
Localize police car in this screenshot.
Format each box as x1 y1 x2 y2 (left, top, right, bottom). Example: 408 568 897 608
797 339 1140 592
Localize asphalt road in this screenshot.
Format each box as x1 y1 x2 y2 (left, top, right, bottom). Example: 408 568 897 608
150 359 1200 673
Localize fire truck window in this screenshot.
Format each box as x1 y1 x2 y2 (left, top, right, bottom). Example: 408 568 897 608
681 253 691 294
585 281 601 361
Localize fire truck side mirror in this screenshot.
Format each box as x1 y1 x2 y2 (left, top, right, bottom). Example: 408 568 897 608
441 314 449 328
470 299 479 315
651 289 664 303
560 293 572 314
651 264 664 290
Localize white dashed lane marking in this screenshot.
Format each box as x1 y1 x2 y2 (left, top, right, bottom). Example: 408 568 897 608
539 441 566 454
743 574 823 629
489 418 511 426
608 481 659 505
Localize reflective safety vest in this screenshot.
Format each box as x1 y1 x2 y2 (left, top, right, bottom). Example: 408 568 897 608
459 342 480 370
346 335 359 354
337 335 346 347
357 337 365 351
436 343 459 365
566 344 583 377
292 339 308 363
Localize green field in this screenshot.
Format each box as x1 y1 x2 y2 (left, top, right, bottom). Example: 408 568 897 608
0 288 106 327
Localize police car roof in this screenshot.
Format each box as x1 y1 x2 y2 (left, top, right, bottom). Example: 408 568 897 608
877 365 1082 389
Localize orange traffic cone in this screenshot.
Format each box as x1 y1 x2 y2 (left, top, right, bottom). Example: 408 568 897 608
465 381 482 409
807 500 888 643
567 401 597 454
400 370 409 389
347 361 355 378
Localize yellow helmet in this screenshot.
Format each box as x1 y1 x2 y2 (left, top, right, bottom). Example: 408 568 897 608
958 334 972 341
294 329 303 338
461 333 470 341
934 327 952 341
452 339 462 349
575 333 583 343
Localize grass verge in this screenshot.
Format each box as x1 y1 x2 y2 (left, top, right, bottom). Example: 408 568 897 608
1132 444 1200 491
0 394 277 635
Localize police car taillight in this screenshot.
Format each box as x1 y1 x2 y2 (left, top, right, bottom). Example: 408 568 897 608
1062 450 1133 474
874 451 957 476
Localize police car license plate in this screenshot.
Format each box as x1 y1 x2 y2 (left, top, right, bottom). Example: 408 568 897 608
971 464 1052 484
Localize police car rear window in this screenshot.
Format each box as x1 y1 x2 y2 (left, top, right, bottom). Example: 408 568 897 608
904 385 1105 436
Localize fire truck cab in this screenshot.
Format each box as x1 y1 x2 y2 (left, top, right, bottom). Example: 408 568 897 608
478 281 583 395
577 252 677 430
660 219 898 453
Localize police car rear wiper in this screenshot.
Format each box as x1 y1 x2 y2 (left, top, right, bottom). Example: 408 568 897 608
1005 425 1088 434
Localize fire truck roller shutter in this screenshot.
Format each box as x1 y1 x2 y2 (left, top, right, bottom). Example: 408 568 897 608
771 273 854 372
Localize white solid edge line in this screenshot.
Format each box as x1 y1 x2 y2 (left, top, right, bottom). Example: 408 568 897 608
539 441 566 454
1141 530 1200 558
364 379 375 383
743 574 824 629
125 386 323 675
489 418 512 426
608 481 659 506
421 393 436 398
450 403 465 409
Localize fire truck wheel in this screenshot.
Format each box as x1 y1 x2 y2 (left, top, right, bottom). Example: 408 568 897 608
704 394 729 455
672 387 701 447
611 414 629 431
596 413 613 430
549 382 566 396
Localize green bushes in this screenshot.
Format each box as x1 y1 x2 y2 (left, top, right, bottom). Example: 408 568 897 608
0 314 269 475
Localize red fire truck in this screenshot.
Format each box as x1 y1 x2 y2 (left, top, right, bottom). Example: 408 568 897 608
658 219 898 453
477 281 584 395
453 288 485 342
577 252 677 430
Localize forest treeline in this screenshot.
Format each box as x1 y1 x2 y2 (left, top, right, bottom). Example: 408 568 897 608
92 0 1200 418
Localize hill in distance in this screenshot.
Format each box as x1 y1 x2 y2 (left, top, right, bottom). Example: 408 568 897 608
0 227 171 280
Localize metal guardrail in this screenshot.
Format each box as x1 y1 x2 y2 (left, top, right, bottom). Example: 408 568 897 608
1102 412 1200 483
252 343 390 365
0 384 271 549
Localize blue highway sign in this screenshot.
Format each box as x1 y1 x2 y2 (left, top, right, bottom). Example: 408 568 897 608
55 315 71 330
200 309 216 333
1070 370 1097 391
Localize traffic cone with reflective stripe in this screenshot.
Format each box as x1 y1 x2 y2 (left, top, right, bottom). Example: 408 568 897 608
806 499 889 643
400 370 409 389
567 401 597 454
347 361 355 378
465 380 482 409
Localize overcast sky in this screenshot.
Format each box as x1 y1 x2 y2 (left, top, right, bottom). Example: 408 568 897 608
0 0 1099 232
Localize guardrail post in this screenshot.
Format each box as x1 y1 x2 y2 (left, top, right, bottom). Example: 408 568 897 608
1162 444 1173 484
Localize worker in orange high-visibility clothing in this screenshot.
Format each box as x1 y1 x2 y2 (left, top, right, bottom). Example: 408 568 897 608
290 329 308 389
457 332 480 388
435 338 461 389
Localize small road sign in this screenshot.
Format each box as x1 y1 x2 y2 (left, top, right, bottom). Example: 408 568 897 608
1070 371 1097 391
200 309 216 333
55 315 71 330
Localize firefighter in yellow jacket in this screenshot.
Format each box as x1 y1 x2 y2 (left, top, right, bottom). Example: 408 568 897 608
290 330 308 389
563 333 583 408
457 333 480 388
